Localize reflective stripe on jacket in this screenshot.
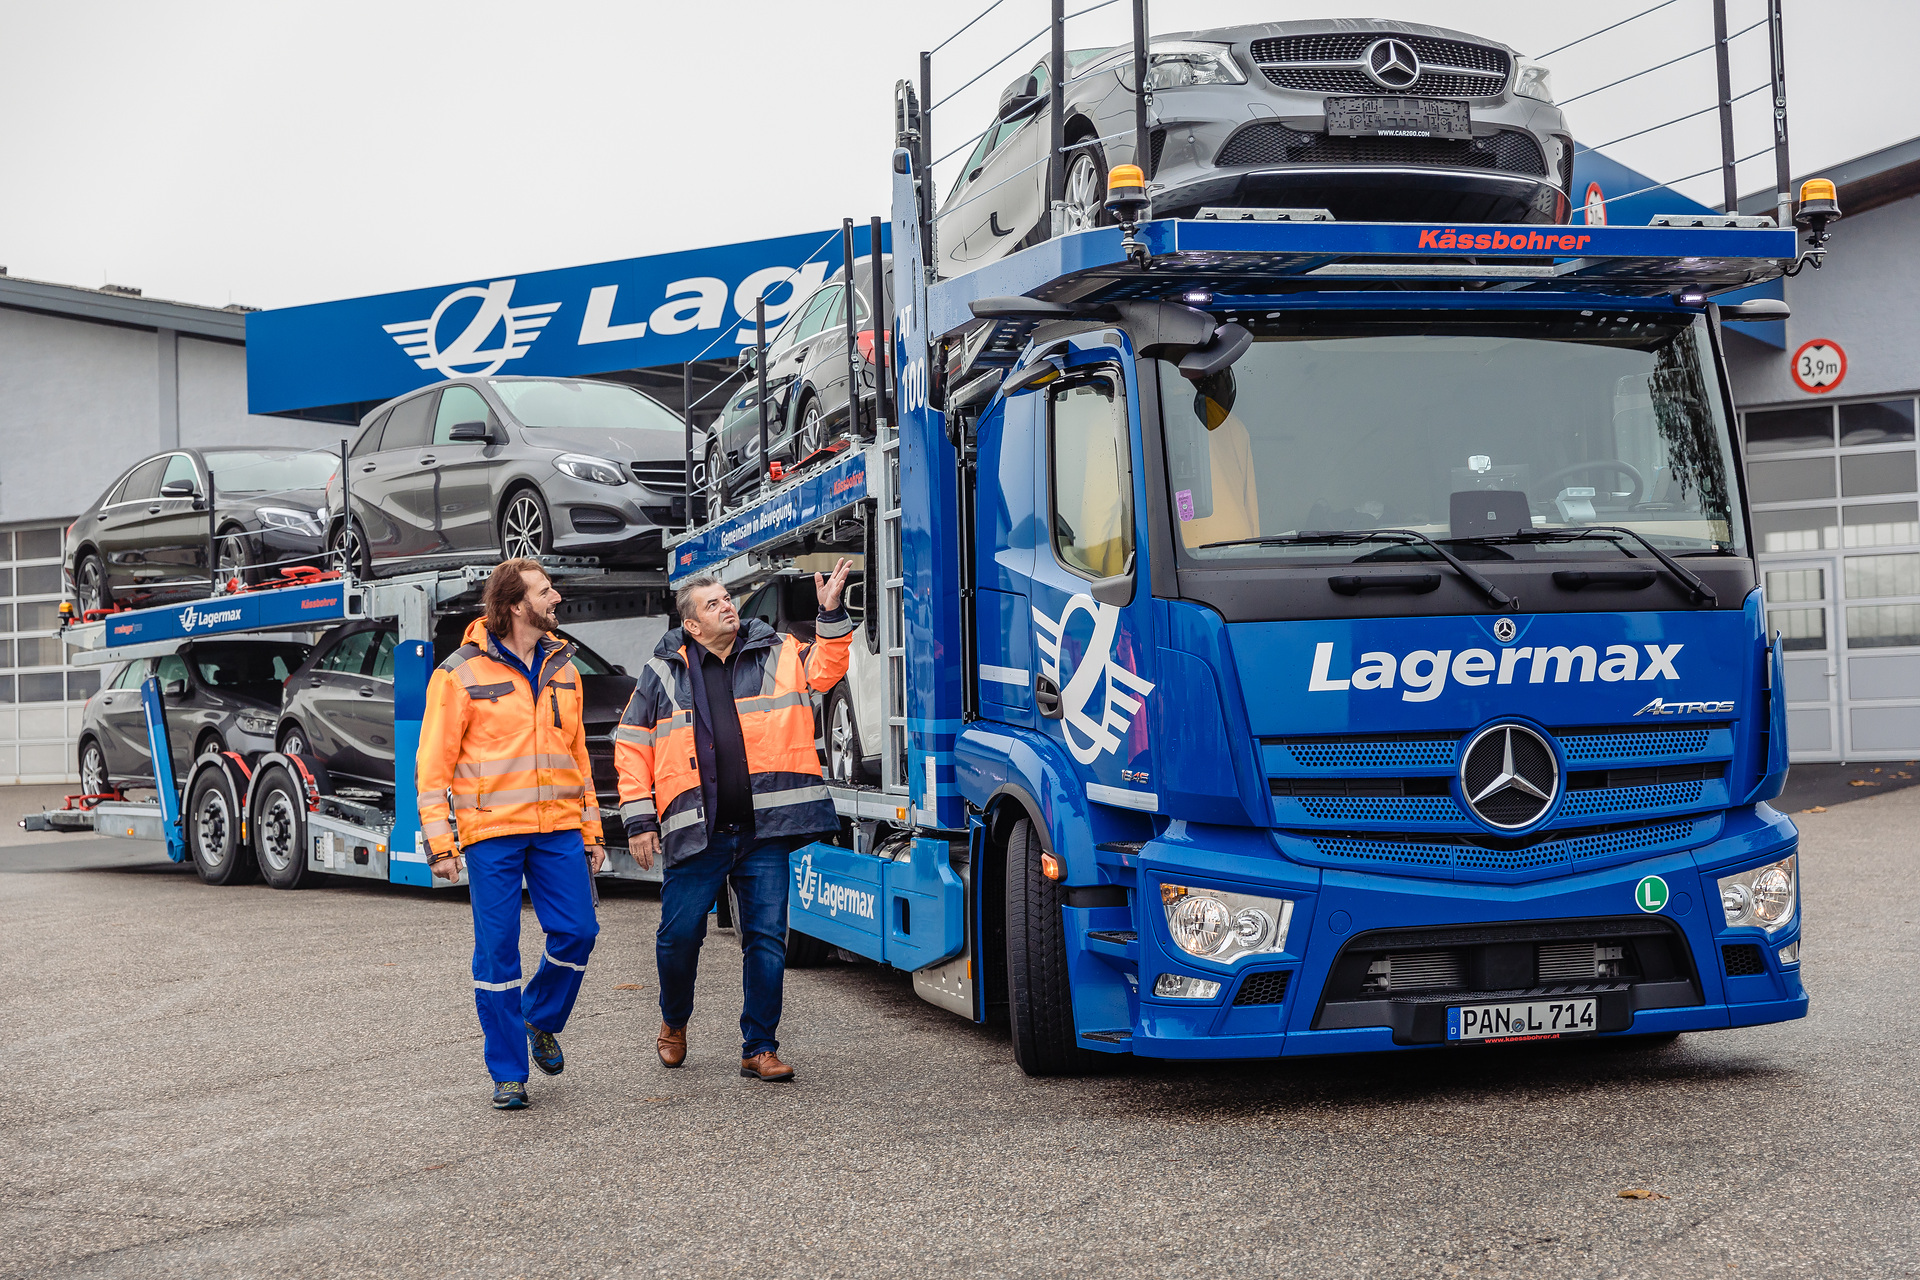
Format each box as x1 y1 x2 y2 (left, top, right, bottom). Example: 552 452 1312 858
616 613 852 867
416 616 604 856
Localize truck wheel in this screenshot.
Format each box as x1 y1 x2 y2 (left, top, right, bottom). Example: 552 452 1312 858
1005 817 1102 1076
785 928 833 968
250 762 312 890
187 766 255 886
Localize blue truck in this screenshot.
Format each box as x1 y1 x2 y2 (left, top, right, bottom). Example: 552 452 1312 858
670 141 1818 1071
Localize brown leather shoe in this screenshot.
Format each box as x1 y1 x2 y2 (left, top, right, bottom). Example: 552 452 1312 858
656 1022 687 1068
740 1050 795 1082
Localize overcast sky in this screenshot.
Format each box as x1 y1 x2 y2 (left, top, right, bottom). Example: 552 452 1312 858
1 0 1912 312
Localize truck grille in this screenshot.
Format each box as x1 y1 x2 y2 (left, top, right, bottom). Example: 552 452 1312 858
1306 817 1702 879
1271 727 1718 772
1233 970 1291 1005
1215 123 1546 178
1723 944 1766 977
630 462 689 494
1249 33 1510 98
1364 950 1464 992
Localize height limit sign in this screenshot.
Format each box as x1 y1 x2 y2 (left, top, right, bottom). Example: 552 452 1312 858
1791 338 1847 394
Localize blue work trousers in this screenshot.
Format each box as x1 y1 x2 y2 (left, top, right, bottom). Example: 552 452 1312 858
465 829 600 1084
657 830 794 1058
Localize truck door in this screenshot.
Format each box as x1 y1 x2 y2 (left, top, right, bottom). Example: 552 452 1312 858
974 389 1039 727
1025 358 1159 809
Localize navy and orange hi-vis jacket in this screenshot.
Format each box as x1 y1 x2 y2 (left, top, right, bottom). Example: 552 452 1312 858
616 612 853 866
416 617 604 857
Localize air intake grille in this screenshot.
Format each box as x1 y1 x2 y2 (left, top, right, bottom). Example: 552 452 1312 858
1559 780 1705 818
1309 818 1696 878
1249 33 1509 98
630 462 689 494
1723 944 1766 977
1559 728 1713 761
1234 970 1291 1006
1367 950 1464 991
1537 942 1625 983
1215 123 1546 177
1149 126 1167 178
1275 737 1457 769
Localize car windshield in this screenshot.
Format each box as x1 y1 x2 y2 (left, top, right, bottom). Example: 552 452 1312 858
491 379 681 432
1158 310 1745 564
191 643 310 689
202 451 338 494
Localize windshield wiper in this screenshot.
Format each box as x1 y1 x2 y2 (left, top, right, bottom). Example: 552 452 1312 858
1475 526 1717 604
1199 529 1514 609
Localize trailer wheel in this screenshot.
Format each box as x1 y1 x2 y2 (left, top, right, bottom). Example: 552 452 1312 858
187 766 255 886
250 762 311 890
1005 817 1102 1076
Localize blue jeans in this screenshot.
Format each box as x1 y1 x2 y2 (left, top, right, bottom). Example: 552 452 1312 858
465 829 600 1083
657 830 795 1058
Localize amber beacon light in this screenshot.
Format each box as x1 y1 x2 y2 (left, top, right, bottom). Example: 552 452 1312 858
1796 178 1840 251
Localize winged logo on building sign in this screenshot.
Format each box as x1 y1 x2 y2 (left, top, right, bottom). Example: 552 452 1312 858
382 278 562 378
1032 594 1155 765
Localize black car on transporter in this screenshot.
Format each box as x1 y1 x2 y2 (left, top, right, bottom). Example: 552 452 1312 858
67 448 336 613
77 639 313 795
274 617 636 845
326 376 696 575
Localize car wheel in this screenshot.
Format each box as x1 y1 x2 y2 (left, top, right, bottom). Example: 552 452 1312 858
187 765 255 886
705 442 727 518
250 761 311 890
216 525 253 587
278 723 309 758
328 519 370 579
78 737 111 798
75 552 110 615
197 733 225 761
1006 816 1105 1076
794 395 826 461
500 488 551 560
1061 146 1110 233
824 683 873 783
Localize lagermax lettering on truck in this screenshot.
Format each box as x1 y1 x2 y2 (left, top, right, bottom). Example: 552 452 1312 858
1307 642 1686 701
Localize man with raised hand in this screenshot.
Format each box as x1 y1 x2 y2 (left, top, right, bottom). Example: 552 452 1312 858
616 559 854 1082
418 558 606 1110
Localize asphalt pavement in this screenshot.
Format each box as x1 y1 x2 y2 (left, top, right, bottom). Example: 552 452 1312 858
1 790 1915 1279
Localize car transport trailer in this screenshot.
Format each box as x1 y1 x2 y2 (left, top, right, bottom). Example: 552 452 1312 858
647 140 1840 1073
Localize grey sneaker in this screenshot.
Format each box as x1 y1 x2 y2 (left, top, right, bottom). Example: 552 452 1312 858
492 1081 530 1110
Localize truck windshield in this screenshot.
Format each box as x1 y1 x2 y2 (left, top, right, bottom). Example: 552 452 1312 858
491 379 682 432
1158 310 1745 564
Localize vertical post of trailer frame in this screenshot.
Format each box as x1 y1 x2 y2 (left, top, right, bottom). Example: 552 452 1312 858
920 51 935 277
1131 0 1149 181
1048 0 1065 227
756 297 771 496
869 215 890 431
842 218 862 442
1767 0 1792 228
682 361 694 528
1713 0 1738 213
206 469 218 594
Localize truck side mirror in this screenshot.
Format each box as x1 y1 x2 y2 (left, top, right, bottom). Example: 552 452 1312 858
447 421 492 442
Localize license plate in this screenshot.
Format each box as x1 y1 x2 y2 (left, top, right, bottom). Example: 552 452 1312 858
1326 96 1470 140
1448 997 1597 1043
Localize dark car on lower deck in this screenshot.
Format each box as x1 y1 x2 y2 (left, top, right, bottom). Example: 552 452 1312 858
275 618 636 844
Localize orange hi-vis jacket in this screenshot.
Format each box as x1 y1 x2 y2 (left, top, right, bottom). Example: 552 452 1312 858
615 614 852 866
416 617 604 857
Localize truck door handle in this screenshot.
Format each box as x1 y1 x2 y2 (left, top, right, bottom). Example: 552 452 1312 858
1035 675 1063 719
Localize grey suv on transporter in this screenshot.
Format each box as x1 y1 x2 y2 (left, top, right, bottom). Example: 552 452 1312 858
327 375 696 574
936 18 1571 277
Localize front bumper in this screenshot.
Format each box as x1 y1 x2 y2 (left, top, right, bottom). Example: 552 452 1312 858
546 477 685 567
1069 817 1805 1058
1150 164 1566 225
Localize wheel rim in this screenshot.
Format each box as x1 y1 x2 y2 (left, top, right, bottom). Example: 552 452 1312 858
194 789 231 869
503 494 545 559
800 403 823 456
706 446 726 514
282 731 306 757
830 701 854 781
81 745 107 796
258 789 298 873
78 559 104 613
217 535 246 578
1063 154 1104 232
333 524 364 575
199 738 222 758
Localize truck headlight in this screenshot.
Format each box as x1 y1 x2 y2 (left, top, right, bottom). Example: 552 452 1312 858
1513 57 1554 103
555 454 628 486
1161 883 1293 963
1146 41 1246 90
1717 854 1796 934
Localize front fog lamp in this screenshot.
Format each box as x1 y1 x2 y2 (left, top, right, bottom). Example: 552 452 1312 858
1717 854 1797 934
1153 974 1222 999
1776 939 1801 966
1161 883 1294 963
555 453 629 486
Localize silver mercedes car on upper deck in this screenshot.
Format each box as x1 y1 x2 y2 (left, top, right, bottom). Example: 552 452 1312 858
935 18 1571 277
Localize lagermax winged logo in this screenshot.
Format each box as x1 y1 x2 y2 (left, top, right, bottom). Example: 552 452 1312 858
795 851 817 910
1032 594 1155 765
382 278 562 378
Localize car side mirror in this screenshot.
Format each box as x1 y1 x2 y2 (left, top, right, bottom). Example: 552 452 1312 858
159 479 198 498
448 420 492 442
163 680 187 698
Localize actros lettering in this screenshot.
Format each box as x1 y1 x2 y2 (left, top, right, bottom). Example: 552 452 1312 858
1634 698 1736 716
1308 641 1683 703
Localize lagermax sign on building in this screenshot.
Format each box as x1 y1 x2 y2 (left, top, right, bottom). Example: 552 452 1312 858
245 224 888 416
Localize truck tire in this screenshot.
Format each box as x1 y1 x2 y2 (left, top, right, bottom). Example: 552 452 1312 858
187 764 255 886
1005 817 1102 1076
785 927 833 968
250 761 312 890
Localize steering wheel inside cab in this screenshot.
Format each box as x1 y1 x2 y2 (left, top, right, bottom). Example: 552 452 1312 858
1535 460 1648 522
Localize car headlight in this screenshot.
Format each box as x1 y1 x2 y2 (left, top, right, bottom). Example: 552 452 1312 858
235 713 275 737
1514 57 1554 103
1146 41 1246 90
1718 854 1797 934
555 454 628 486
257 507 321 535
1161 883 1293 963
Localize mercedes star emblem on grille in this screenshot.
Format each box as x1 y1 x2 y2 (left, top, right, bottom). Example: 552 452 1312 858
1493 617 1517 644
1460 724 1559 828
1363 37 1421 89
